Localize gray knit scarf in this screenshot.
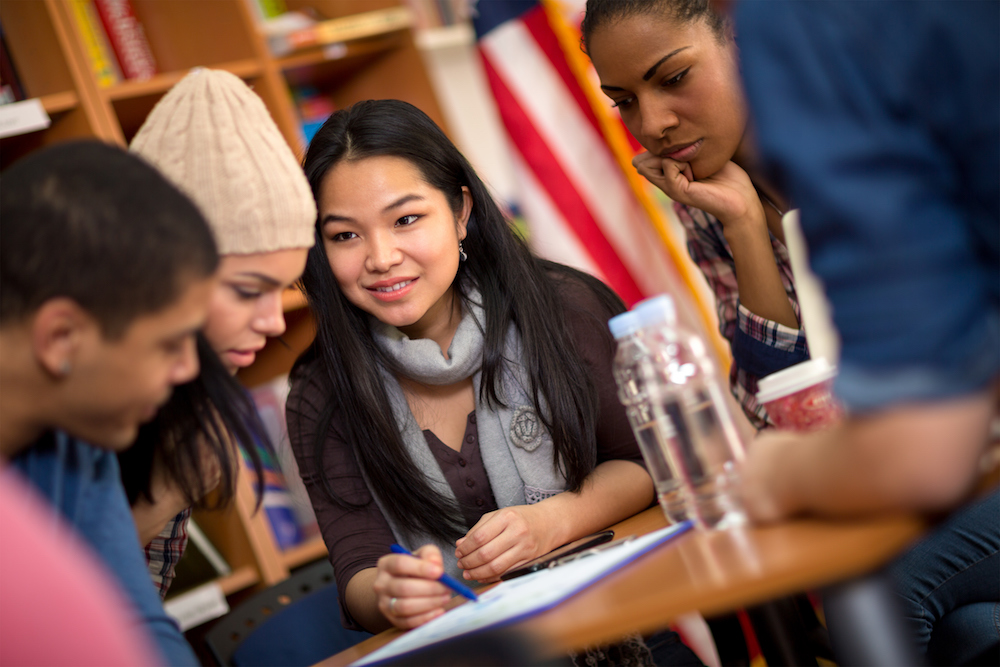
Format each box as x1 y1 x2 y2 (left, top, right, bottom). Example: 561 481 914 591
369 290 567 579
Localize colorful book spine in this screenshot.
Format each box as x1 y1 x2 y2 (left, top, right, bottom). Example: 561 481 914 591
68 0 121 87
256 0 288 19
93 0 157 81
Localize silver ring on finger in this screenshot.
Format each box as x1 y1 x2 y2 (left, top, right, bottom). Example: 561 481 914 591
389 596 398 615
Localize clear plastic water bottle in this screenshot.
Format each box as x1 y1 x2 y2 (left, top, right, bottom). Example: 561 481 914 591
636 295 747 530
609 310 691 525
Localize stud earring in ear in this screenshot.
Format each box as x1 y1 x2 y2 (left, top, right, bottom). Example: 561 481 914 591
459 241 468 262
57 360 72 377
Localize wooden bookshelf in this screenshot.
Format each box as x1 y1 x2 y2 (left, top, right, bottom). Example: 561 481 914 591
2 0 446 612
282 535 329 570
215 565 260 597
281 287 308 312
103 58 263 101
39 90 79 114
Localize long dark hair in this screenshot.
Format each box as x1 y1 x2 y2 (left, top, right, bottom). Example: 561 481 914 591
291 99 625 542
118 332 265 510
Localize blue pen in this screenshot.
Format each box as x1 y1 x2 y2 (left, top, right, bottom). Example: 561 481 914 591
390 544 479 602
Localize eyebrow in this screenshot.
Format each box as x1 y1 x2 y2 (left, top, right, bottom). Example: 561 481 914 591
320 193 426 225
163 323 203 344
234 272 281 287
600 46 692 91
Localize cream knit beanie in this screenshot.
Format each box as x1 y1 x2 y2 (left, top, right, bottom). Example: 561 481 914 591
130 69 316 255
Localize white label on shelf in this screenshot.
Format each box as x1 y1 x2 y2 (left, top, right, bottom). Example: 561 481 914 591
0 99 51 139
164 582 230 631
323 42 348 60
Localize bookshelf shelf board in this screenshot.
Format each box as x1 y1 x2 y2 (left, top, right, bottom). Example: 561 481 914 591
40 91 79 114
276 32 405 77
215 564 260 596
103 59 262 102
282 287 308 312
414 23 475 51
282 535 329 570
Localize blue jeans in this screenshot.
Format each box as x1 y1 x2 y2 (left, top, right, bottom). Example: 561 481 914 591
888 490 999 665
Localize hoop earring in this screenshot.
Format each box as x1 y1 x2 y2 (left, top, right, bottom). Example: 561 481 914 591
459 241 468 262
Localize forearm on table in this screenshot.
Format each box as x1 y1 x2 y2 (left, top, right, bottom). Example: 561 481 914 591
765 391 994 516
540 460 653 546
724 223 798 329
345 567 392 634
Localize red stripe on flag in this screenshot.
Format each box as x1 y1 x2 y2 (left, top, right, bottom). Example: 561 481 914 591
520 6 603 138
620 117 644 154
479 49 645 305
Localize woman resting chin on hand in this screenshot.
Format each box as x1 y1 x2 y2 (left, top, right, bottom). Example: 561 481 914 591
584 0 810 430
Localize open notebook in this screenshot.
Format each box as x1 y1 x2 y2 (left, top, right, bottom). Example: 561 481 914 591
351 521 693 666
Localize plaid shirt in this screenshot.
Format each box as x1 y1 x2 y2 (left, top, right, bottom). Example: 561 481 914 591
674 202 809 428
144 507 191 599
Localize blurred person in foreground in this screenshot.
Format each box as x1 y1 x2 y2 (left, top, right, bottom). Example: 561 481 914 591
0 141 217 665
730 2 998 664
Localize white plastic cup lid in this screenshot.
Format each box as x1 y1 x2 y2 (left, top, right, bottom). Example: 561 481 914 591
756 357 838 404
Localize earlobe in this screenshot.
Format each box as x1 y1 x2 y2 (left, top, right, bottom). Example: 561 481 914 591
32 298 91 379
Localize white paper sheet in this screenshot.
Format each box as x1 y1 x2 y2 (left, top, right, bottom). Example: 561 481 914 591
352 522 691 666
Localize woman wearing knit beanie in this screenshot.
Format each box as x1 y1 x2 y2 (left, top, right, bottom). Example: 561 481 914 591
125 69 316 596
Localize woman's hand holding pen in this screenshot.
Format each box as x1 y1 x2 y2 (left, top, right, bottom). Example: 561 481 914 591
454 504 561 584
631 151 766 237
373 544 452 629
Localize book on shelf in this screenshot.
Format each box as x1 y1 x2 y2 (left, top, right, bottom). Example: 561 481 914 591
245 0 289 23
240 438 303 550
268 6 413 57
250 375 320 545
68 0 121 87
93 0 158 81
291 84 337 145
0 26 26 104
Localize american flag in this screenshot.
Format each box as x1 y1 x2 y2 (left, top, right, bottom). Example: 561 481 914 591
470 4 756 663
471 0 718 348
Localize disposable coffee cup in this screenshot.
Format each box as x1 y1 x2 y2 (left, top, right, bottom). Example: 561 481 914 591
756 358 843 431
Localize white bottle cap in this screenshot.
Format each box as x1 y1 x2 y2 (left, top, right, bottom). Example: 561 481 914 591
756 357 838 404
633 294 677 329
608 310 643 339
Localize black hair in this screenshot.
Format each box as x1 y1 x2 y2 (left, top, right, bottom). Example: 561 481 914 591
291 99 625 543
580 0 731 55
0 140 218 338
118 332 265 510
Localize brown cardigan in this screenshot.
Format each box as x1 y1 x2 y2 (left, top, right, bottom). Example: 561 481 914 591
286 274 644 630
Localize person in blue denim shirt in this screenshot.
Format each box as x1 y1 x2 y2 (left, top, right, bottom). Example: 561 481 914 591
0 141 219 666
732 2 999 664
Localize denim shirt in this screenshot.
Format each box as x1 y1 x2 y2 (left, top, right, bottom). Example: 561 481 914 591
736 0 1000 412
13 432 199 666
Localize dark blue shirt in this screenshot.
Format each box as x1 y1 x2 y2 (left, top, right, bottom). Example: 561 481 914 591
735 0 999 412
